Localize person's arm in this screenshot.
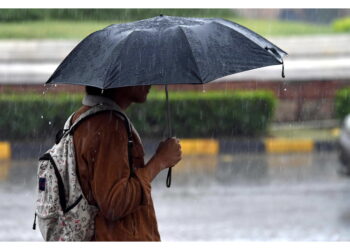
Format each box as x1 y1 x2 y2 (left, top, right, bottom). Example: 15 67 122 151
88 115 182 221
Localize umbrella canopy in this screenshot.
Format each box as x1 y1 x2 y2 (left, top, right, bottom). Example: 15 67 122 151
46 15 287 88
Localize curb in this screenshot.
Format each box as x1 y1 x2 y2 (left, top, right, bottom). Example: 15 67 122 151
0 139 339 160
265 138 314 153
0 142 11 160
180 139 219 155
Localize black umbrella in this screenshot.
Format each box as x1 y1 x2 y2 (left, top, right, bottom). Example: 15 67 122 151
46 15 287 187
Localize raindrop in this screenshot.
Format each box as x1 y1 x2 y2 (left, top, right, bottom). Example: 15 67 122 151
48 121 52 125
283 88 287 91
41 115 44 119
202 85 206 93
101 89 105 94
54 84 57 87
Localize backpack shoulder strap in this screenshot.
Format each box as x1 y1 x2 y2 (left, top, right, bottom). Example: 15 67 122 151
70 104 122 129
68 104 135 176
55 113 75 144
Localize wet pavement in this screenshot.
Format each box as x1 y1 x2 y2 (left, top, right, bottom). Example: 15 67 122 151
1 152 350 241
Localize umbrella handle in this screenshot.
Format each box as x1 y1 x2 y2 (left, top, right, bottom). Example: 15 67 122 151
166 167 172 187
165 85 172 188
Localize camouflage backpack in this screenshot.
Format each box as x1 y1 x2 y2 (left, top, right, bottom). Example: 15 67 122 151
32 104 134 241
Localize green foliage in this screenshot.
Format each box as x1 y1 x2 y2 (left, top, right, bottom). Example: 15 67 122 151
335 88 350 120
332 16 350 32
0 90 276 141
0 9 236 22
0 93 82 141
131 90 277 138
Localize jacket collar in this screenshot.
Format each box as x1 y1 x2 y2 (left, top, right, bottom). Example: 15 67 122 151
82 94 121 110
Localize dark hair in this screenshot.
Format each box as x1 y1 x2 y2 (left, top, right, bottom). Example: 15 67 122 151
85 86 115 98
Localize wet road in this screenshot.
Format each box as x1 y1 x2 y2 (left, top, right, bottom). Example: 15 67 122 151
1 152 350 241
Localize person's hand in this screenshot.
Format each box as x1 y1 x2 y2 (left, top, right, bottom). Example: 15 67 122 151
142 137 182 182
154 137 182 170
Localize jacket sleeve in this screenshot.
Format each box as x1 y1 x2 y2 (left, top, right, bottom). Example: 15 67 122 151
88 115 151 221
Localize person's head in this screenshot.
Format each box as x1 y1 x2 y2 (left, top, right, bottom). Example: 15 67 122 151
85 85 151 104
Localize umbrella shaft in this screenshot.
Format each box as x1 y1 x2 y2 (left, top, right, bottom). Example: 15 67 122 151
165 85 172 188
165 85 172 138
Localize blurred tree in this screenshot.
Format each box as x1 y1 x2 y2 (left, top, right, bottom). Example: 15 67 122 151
333 16 350 32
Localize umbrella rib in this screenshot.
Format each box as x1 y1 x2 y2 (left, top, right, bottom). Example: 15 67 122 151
209 20 285 69
102 30 136 89
212 19 288 59
178 26 204 83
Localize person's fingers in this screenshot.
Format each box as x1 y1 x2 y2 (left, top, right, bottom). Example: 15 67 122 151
171 137 180 143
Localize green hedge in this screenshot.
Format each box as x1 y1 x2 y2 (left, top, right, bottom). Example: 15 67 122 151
0 93 81 141
335 87 350 120
0 90 276 141
332 16 350 32
0 9 237 22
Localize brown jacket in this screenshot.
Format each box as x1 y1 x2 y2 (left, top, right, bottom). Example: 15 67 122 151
72 101 160 241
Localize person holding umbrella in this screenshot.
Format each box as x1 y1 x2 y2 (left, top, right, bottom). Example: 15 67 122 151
37 15 286 241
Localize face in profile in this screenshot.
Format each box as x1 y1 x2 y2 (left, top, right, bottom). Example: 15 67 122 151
123 85 152 103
